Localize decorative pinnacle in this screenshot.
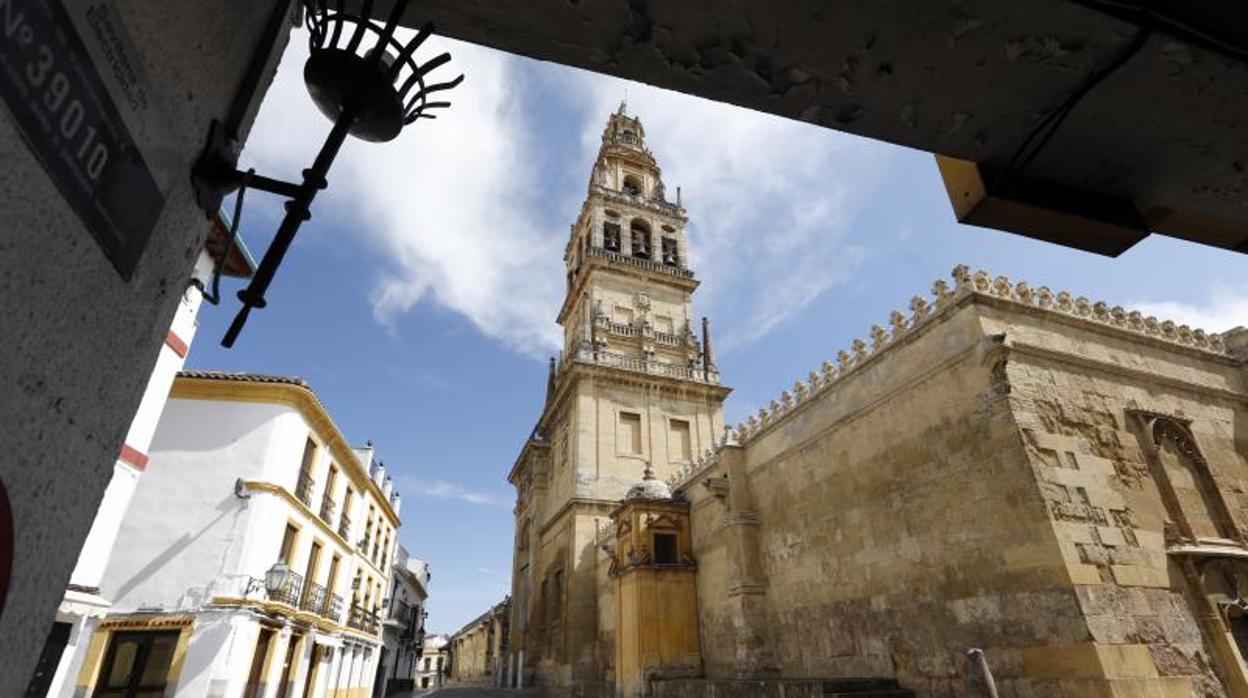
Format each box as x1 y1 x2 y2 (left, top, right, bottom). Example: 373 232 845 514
642 462 655 481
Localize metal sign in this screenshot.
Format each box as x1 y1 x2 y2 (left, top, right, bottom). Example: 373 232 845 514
0 0 177 280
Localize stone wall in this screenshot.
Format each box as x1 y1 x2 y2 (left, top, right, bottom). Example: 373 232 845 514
677 267 1247 695
687 300 1086 693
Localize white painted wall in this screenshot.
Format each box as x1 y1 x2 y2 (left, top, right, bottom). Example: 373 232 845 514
99 398 285 611
68 250 209 591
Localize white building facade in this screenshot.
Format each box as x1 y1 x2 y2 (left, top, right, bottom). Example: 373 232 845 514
375 549 430 696
55 371 402 698
415 635 449 691
26 218 255 698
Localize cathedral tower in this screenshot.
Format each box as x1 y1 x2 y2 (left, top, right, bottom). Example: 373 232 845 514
506 106 730 690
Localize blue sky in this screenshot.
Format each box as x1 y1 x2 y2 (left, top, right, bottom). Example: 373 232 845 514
188 33 1247 633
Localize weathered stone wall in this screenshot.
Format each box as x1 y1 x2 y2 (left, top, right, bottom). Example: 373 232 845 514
983 299 1247 695
689 304 1090 694
677 269 1247 696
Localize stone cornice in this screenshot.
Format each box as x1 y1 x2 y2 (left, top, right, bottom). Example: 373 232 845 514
538 497 619 538
171 377 400 527
556 246 699 325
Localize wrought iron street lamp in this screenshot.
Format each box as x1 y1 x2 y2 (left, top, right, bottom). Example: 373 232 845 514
264 561 293 597
244 561 294 598
192 0 463 347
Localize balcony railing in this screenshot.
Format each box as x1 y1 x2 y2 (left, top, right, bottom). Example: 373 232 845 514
270 570 304 607
347 605 380 634
585 246 693 280
319 495 336 526
589 351 720 384
653 330 683 346
338 512 351 540
299 582 343 620
301 581 328 615
605 320 638 337
295 471 315 507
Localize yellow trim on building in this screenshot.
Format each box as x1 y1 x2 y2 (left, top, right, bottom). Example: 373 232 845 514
170 377 400 526
74 616 196 695
240 480 388 580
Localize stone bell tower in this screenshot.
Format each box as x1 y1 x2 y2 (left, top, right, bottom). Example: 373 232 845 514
506 105 730 690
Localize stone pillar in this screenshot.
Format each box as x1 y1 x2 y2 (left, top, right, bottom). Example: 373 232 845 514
719 445 778 677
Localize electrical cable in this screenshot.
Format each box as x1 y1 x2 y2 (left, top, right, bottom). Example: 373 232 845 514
202 169 254 306
994 24 1151 192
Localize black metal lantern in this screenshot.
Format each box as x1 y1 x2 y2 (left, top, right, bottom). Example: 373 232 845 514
192 0 463 347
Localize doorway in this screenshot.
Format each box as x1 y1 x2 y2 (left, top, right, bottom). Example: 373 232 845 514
92 630 180 697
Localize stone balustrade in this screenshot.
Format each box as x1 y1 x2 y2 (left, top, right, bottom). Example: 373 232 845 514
585 246 694 280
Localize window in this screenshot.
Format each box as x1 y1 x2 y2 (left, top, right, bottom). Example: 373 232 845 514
94 631 181 698
669 419 691 462
661 237 679 266
630 219 651 259
326 556 340 596
303 541 322 598
296 438 317 506
603 222 621 251
654 315 674 334
653 533 678 564
613 306 634 326
618 412 642 455
622 174 642 195
279 524 299 565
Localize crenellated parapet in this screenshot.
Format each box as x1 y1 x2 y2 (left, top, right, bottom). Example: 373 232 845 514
721 264 1235 452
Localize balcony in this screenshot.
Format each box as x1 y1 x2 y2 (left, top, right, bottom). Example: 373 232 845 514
319 494 336 526
347 604 380 634
300 581 344 620
585 246 693 280
295 470 315 507
338 512 351 540
586 351 720 385
269 570 304 607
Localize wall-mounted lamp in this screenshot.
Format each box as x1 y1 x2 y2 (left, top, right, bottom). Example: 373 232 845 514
191 0 463 347
245 561 294 597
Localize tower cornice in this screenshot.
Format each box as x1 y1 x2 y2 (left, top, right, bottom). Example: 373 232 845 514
557 247 699 325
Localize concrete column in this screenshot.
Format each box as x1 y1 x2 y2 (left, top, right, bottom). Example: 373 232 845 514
719 445 779 678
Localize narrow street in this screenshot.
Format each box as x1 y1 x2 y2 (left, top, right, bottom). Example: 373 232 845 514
398 689 538 697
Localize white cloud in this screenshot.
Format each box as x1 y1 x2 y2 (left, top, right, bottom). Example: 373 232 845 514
1130 287 1248 334
244 32 561 357
563 77 890 350
394 475 508 507
244 31 892 357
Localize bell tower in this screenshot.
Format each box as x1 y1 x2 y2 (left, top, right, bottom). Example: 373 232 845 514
507 105 730 690
557 103 721 398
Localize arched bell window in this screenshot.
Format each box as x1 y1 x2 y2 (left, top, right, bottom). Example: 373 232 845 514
630 219 651 260
622 174 642 197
